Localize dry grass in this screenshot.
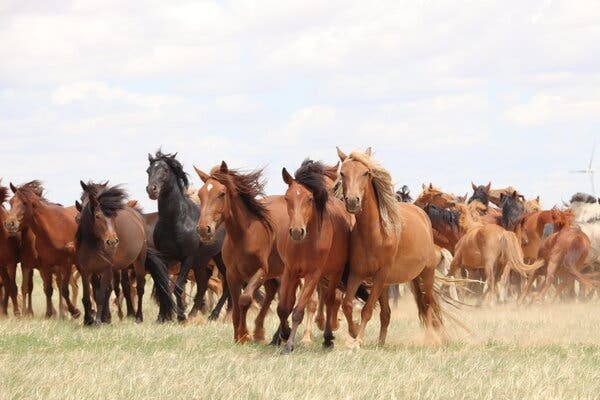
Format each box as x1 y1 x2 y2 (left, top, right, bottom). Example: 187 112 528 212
1 279 600 400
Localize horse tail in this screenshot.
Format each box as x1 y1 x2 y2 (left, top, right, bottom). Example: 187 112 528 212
499 231 544 277
340 262 370 302
435 247 453 275
145 248 175 322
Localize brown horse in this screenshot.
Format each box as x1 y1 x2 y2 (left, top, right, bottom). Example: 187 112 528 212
521 208 573 262
75 181 173 325
414 183 459 209
5 181 80 318
0 184 20 316
519 225 593 303
468 182 502 225
195 162 284 343
337 147 450 347
277 160 351 353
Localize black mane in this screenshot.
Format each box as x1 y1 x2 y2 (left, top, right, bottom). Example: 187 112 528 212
294 159 329 218
468 186 489 206
76 183 127 247
570 192 597 204
395 185 413 203
423 204 460 232
500 193 525 231
151 150 190 191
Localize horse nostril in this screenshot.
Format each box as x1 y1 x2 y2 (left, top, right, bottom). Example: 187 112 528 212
300 228 305 236
206 225 211 234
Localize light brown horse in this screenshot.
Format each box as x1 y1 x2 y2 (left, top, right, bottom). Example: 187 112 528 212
414 183 459 209
277 160 351 353
521 208 573 263
195 162 285 343
0 184 20 316
337 147 450 347
5 181 80 318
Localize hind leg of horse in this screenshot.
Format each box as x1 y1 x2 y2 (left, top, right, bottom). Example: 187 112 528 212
59 267 81 319
173 258 193 321
518 270 539 305
281 271 320 355
322 270 344 349
121 269 135 318
225 270 243 342
483 261 496 307
113 270 124 320
301 288 319 345
535 260 559 302
94 268 112 325
21 264 34 317
377 287 391 346
0 267 9 316
40 267 56 318
70 269 80 307
134 264 146 324
5 262 20 317
80 272 94 326
418 267 446 343
253 278 278 343
189 258 210 317
342 271 364 340
209 254 229 321
276 270 298 347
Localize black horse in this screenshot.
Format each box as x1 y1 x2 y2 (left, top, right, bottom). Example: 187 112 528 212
146 150 228 321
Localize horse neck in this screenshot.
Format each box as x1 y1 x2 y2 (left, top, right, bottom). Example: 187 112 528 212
223 193 259 241
158 181 189 220
28 202 74 251
353 181 387 238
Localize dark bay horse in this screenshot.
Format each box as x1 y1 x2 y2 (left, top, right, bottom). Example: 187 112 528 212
146 150 227 321
75 182 173 325
195 162 284 343
278 160 351 353
0 184 20 316
5 181 80 318
337 147 452 346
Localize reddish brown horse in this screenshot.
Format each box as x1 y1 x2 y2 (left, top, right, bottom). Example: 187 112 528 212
521 209 572 262
277 160 351 353
75 182 173 325
5 181 80 318
195 162 285 343
0 184 20 316
337 147 450 346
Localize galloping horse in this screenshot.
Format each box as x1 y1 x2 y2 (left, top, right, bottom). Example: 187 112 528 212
337 147 451 346
194 162 284 343
75 182 173 325
146 150 227 321
5 181 80 318
277 160 351 353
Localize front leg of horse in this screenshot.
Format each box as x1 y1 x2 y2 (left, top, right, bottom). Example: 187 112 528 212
282 272 320 355
350 270 386 349
0 268 10 316
174 258 193 321
377 288 391 346
79 272 95 326
276 271 297 349
342 272 363 340
135 273 146 323
209 254 229 321
323 272 343 349
40 268 56 318
238 268 266 343
6 262 20 317
60 266 81 319
189 262 209 317
301 289 318 345
21 264 34 317
254 279 278 343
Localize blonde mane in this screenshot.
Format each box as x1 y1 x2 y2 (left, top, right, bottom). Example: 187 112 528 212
345 151 401 235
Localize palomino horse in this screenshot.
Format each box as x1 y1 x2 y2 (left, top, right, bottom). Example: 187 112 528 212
448 205 543 304
146 150 227 321
195 162 284 343
75 182 173 325
337 147 451 346
5 181 80 318
277 160 351 353
0 184 20 316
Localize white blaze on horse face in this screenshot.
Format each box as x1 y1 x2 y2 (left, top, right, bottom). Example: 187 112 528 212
296 190 300 196
207 184 213 192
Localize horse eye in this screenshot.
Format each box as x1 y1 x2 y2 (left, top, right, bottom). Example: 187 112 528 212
363 171 369 177
339 172 345 178
218 192 226 199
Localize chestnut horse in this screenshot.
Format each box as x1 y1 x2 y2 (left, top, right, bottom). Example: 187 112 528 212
414 183 458 209
337 147 451 347
195 162 284 343
521 209 572 263
0 184 20 316
277 160 351 353
75 182 173 325
5 181 80 318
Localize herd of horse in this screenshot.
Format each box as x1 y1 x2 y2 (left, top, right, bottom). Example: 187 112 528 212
1 147 599 353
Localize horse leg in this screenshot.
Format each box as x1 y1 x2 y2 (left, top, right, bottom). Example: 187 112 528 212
351 268 387 348
80 271 94 326
21 263 34 317
323 270 344 349
189 256 210 317
535 260 558 303
518 271 538 305
113 270 124 320
301 288 318 345
253 278 277 343
70 269 80 307
416 266 447 344
225 270 243 342
483 261 496 307
276 270 298 347
121 269 135 318
342 270 364 340
40 267 56 318
378 287 391 346
173 258 193 321
134 264 146 324
94 268 112 326
60 267 81 319
281 271 319 355
0 266 9 316
236 268 266 343
209 254 230 321
6 262 20 317
315 282 326 331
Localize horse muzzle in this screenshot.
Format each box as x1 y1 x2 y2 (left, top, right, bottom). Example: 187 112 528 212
344 197 362 214
289 227 307 241
105 237 120 249
146 185 159 200
197 223 216 243
3 220 20 236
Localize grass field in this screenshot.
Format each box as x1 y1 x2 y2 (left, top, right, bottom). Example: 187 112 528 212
1 279 600 400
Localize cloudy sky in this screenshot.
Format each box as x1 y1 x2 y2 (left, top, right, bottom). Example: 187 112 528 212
1 0 599 211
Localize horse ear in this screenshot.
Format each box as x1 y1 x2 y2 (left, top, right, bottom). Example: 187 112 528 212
336 147 348 162
148 153 154 163
512 190 518 198
422 183 426 190
75 200 82 212
282 168 294 186
536 195 540 202
471 182 477 191
220 161 228 173
485 182 491 192
9 182 17 193
429 183 433 189
193 166 210 183
80 180 88 192
365 147 372 156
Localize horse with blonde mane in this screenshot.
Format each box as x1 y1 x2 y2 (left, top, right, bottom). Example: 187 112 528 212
337 147 452 346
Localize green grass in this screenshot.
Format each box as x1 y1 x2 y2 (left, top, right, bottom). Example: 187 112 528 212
1 276 600 399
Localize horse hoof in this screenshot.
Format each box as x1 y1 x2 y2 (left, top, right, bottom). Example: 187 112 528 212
300 337 313 345
208 312 219 321
72 309 82 319
177 314 187 323
135 317 143 324
280 344 294 355
347 338 363 349
323 340 334 349
84 317 95 326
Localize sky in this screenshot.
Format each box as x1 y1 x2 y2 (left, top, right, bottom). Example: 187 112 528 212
1 0 600 211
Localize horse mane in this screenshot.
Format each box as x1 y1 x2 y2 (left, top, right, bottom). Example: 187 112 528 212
0 185 8 205
570 192 597 204
423 204 460 232
500 193 525 230
209 166 273 232
570 192 600 223
322 162 339 183
294 159 329 218
152 150 190 191
455 203 484 231
468 186 489 206
345 151 401 235
76 183 128 247
14 180 47 203
396 185 413 203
